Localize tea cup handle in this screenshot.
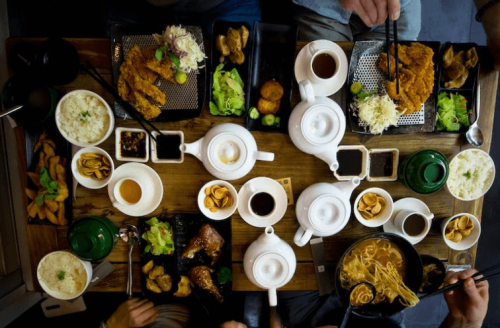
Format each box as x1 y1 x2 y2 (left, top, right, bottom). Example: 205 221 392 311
294 227 313 247
307 42 318 57
425 213 435 220
255 151 275 162
246 182 257 194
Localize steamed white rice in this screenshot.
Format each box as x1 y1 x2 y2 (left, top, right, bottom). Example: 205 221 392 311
38 252 87 299
57 92 110 144
448 149 495 200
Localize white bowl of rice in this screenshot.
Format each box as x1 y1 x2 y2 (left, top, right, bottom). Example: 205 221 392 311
446 149 495 201
56 90 114 147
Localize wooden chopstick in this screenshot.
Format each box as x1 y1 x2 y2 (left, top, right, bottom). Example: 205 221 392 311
393 20 400 94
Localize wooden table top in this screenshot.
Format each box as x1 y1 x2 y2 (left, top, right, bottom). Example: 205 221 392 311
7 37 498 293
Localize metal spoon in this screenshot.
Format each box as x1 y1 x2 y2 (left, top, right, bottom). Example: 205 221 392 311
340 282 377 328
466 67 484 147
119 224 140 298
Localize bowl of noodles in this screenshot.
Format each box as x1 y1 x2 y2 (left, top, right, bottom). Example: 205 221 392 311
335 232 423 318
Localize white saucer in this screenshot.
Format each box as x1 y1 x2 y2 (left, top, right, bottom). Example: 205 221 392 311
383 197 432 245
238 177 288 228
294 40 348 97
107 163 163 216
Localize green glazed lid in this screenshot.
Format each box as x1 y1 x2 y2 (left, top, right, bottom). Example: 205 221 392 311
68 216 119 262
400 149 449 194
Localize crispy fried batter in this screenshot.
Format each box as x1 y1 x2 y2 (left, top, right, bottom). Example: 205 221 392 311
121 61 166 105
128 45 158 84
132 91 162 120
142 47 176 84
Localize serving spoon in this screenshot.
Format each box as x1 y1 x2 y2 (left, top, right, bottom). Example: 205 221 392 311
119 224 140 298
466 66 484 147
340 282 377 328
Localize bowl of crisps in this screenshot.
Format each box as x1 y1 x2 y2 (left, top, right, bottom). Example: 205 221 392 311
71 147 114 189
353 187 394 228
441 213 480 251
198 180 238 220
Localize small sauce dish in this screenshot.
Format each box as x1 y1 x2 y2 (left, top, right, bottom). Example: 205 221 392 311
115 127 149 163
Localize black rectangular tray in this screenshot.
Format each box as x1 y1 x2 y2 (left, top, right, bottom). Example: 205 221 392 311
109 23 206 122
25 119 73 225
434 42 478 134
246 21 298 133
208 20 253 118
346 40 441 134
139 213 232 326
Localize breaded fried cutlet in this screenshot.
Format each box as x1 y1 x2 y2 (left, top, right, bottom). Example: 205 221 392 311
121 60 166 105
131 91 162 120
128 45 158 84
142 47 176 84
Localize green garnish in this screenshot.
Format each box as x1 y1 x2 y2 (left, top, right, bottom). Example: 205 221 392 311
57 271 66 281
216 267 233 285
155 45 167 61
350 82 363 95
170 53 180 69
35 167 60 206
463 171 471 179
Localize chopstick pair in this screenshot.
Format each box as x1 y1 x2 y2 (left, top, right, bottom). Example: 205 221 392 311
385 18 400 94
420 262 500 300
80 61 162 143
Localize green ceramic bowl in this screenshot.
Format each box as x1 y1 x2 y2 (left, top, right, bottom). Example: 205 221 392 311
68 216 119 262
399 149 449 195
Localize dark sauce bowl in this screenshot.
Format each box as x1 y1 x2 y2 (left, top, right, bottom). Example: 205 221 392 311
419 254 446 294
335 232 423 319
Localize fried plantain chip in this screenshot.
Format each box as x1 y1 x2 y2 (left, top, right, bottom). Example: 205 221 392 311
42 139 56 150
38 204 47 220
33 132 47 153
45 206 59 224
44 199 59 212
57 201 67 226
49 156 60 181
43 143 55 159
28 201 38 218
27 173 41 188
25 188 37 200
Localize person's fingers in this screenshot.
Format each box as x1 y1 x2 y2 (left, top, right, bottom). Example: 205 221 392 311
373 0 388 25
462 277 483 304
361 0 378 26
135 301 155 315
458 269 477 280
135 307 159 325
388 0 401 20
130 298 150 310
356 1 374 27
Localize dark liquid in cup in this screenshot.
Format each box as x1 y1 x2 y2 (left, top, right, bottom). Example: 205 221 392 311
404 214 426 236
250 192 275 216
312 53 336 79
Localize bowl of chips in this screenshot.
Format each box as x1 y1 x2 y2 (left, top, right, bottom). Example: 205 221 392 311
71 147 114 189
353 187 394 228
441 213 480 251
198 180 238 220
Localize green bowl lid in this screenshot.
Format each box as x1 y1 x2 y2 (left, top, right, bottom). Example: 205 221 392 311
403 149 449 194
68 216 118 262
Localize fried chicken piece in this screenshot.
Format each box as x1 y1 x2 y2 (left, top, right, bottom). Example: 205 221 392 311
146 278 162 293
228 50 245 65
120 58 166 105
181 223 224 266
378 53 402 78
117 75 133 102
142 260 154 274
174 276 193 297
128 45 158 84
190 266 224 303
142 47 176 84
216 35 230 56
155 274 173 292
226 28 242 53
148 265 165 280
238 25 249 48
132 91 162 120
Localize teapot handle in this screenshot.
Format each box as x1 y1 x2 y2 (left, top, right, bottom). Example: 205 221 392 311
294 227 313 247
255 151 275 162
299 80 315 104
268 287 278 307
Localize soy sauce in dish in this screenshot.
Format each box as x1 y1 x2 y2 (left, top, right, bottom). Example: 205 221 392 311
370 152 394 177
120 131 146 158
156 134 182 160
250 192 275 216
312 54 336 79
336 149 362 176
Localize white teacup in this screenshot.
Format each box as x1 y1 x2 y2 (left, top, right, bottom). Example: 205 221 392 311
113 178 143 207
246 182 277 219
307 41 341 84
394 210 434 239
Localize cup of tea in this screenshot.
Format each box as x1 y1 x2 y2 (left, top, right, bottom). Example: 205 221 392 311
307 41 341 84
394 210 434 239
113 178 143 207
246 182 276 219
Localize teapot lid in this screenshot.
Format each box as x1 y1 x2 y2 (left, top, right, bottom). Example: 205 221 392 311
301 104 341 146
308 195 346 232
253 252 289 288
208 132 247 172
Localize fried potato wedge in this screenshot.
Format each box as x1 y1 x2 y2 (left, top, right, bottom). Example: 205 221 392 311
26 188 37 200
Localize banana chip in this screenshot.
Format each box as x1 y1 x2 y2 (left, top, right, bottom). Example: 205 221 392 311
445 215 474 242
203 184 234 213
358 193 387 220
77 153 112 181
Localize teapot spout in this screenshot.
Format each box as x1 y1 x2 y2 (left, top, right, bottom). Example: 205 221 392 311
315 150 339 171
335 177 361 198
181 137 204 161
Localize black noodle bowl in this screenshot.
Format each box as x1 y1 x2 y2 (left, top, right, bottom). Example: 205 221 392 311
335 232 423 319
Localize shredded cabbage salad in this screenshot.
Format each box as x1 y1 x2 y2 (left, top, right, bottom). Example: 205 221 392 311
356 94 402 134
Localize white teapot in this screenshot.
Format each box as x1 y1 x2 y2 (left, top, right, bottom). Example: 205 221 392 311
243 226 296 307
294 178 360 247
182 123 274 180
288 80 346 171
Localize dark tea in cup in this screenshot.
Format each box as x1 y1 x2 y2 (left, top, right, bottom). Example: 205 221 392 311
250 192 275 217
403 214 427 236
312 53 336 79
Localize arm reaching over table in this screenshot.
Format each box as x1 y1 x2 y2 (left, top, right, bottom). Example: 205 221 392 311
338 0 401 26
475 0 500 71
106 298 158 328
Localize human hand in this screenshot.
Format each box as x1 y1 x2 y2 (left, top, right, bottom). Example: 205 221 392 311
338 0 401 27
107 298 159 328
442 269 489 328
220 321 247 328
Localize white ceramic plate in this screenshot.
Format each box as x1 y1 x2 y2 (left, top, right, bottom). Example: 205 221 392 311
294 40 348 97
107 163 163 216
71 146 114 189
238 177 288 228
198 180 238 220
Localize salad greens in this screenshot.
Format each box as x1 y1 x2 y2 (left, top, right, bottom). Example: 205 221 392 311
435 92 470 132
36 167 61 206
216 266 233 285
209 64 245 116
142 217 175 256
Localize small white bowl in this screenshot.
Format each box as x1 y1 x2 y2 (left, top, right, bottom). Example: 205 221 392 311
334 145 369 181
353 187 394 227
446 149 495 201
72 147 114 189
55 90 114 147
441 213 481 251
198 180 238 220
151 130 184 164
115 127 149 163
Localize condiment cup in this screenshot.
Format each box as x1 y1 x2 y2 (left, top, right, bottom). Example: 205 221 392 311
353 187 394 228
394 210 434 240
55 89 114 147
151 130 184 164
334 145 369 181
115 127 149 163
246 181 277 219
71 147 114 189
112 178 143 207
441 213 481 251
307 41 341 84
198 180 238 220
